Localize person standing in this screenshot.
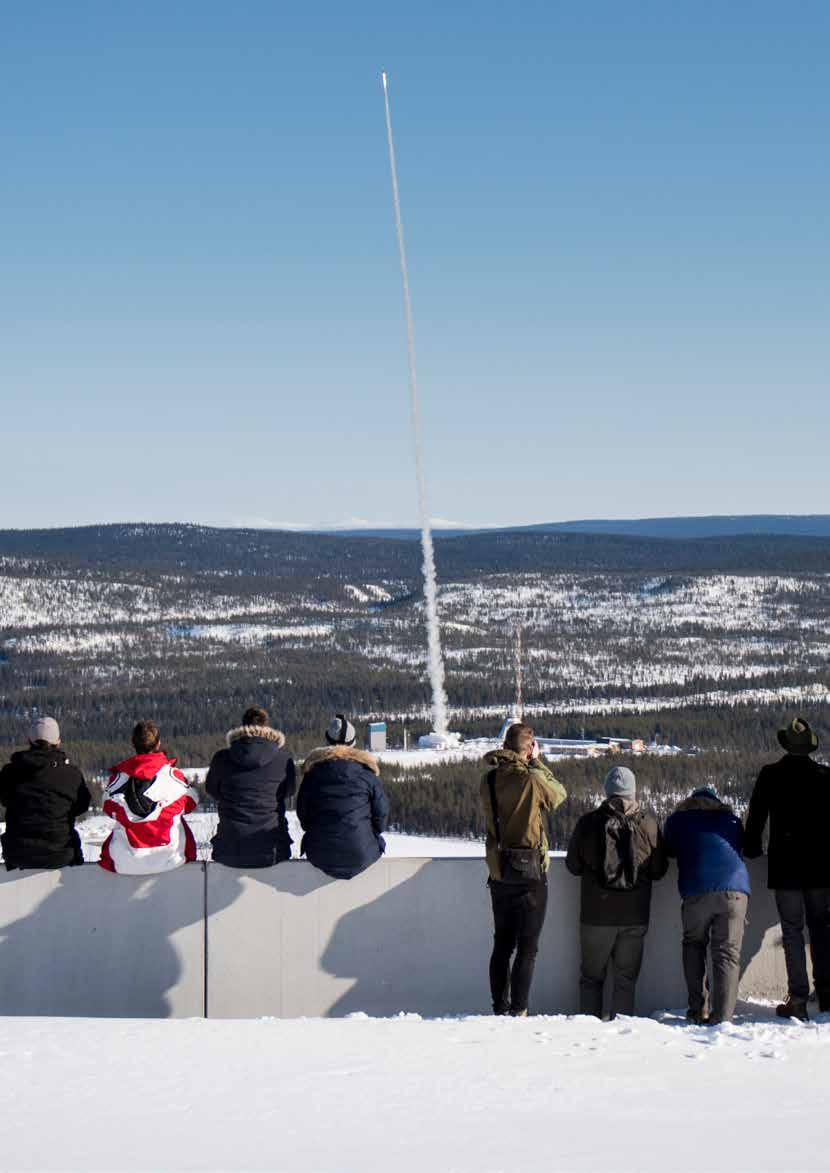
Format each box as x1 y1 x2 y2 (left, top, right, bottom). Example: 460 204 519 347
206 706 295 867
99 720 199 874
297 715 389 880
480 723 566 1016
0 717 91 870
664 787 750 1024
744 717 830 1020
566 766 667 1019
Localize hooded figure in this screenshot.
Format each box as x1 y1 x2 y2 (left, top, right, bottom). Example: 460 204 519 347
206 707 295 868
0 717 91 870
297 714 388 880
100 721 198 875
664 787 749 1024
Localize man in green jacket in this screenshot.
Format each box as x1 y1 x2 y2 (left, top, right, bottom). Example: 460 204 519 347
480 722 567 1016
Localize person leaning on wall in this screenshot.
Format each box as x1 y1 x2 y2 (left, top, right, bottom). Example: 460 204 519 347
664 786 750 1024
297 714 389 880
744 717 830 1021
0 716 91 871
565 766 668 1020
99 720 199 874
480 722 566 1017
206 706 296 868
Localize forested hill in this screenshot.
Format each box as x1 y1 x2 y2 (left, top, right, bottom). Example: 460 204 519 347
2 522 830 583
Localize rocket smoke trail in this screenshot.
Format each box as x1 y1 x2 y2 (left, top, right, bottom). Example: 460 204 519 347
381 70 449 738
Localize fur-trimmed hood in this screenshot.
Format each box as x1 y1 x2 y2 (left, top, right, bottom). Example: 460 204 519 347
675 793 732 814
302 745 380 777
226 725 286 748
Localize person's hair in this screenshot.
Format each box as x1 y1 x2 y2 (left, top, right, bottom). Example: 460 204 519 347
504 722 535 755
242 706 269 728
132 720 161 754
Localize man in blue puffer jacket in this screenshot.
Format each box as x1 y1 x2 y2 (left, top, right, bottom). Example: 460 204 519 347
297 714 389 880
664 787 750 1024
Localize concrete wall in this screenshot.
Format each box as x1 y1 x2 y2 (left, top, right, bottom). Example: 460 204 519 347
0 866 205 1017
0 858 791 1019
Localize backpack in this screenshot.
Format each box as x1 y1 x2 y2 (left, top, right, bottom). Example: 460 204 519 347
598 805 640 890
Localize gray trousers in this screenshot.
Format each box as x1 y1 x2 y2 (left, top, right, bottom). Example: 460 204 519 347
682 891 747 1022
775 888 830 1002
580 923 648 1018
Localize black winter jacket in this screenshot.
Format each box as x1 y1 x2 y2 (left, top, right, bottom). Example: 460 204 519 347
0 745 91 870
744 754 830 889
565 797 668 926
206 726 295 868
297 746 388 880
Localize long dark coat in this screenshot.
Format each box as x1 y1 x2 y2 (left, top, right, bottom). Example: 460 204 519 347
297 746 388 880
744 754 830 889
206 726 295 868
0 745 91 870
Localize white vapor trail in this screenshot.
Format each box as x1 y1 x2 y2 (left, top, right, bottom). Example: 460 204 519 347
381 70 449 737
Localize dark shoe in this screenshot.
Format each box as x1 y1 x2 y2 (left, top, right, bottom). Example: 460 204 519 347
493 1005 510 1016
686 1009 706 1025
510 1008 528 1018
705 1015 728 1026
776 998 809 1022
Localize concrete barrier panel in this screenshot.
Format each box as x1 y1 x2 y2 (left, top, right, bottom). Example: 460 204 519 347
0 865 205 1017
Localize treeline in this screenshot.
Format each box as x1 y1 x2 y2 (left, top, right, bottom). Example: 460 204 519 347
381 748 784 850
5 523 830 587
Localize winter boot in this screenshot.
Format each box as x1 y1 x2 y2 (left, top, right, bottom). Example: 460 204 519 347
686 1009 706 1025
776 997 809 1022
510 1008 528 1018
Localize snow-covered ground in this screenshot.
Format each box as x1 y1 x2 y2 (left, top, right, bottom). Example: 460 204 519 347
3 1007 829 1172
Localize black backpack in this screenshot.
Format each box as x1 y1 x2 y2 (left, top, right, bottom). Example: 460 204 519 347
598 805 639 890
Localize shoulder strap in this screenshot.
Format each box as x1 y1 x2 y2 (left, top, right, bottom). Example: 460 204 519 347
487 769 502 849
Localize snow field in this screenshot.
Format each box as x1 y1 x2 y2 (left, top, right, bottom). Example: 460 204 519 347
4 1008 830 1172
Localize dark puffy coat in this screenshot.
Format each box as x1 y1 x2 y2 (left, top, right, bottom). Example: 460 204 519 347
565 797 668 926
744 754 830 889
206 726 295 868
0 745 91 870
664 794 750 900
297 746 388 880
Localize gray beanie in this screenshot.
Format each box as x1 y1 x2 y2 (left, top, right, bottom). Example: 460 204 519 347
325 713 356 747
30 716 60 745
604 765 636 799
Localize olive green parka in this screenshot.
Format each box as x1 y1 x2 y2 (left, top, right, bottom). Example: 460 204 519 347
480 749 567 881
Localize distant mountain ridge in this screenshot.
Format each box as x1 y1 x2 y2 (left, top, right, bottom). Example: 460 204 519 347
323 515 830 540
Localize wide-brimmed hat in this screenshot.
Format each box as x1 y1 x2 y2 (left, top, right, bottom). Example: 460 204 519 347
777 717 819 756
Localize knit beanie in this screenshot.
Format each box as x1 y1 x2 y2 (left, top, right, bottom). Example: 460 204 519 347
325 713 356 747
30 716 60 745
691 786 719 801
604 765 636 799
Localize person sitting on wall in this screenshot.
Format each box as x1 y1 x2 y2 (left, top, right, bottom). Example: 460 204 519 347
744 716 830 1021
481 722 567 1017
0 716 91 871
296 714 388 880
664 786 750 1024
206 706 295 868
99 720 199 874
566 766 668 1020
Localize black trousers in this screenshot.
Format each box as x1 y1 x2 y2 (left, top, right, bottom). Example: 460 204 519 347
775 888 830 1004
489 877 548 1014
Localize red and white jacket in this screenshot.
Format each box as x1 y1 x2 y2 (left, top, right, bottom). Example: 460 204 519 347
99 751 199 875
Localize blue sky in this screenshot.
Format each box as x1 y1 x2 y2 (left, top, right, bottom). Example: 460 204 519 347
2 1 828 529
